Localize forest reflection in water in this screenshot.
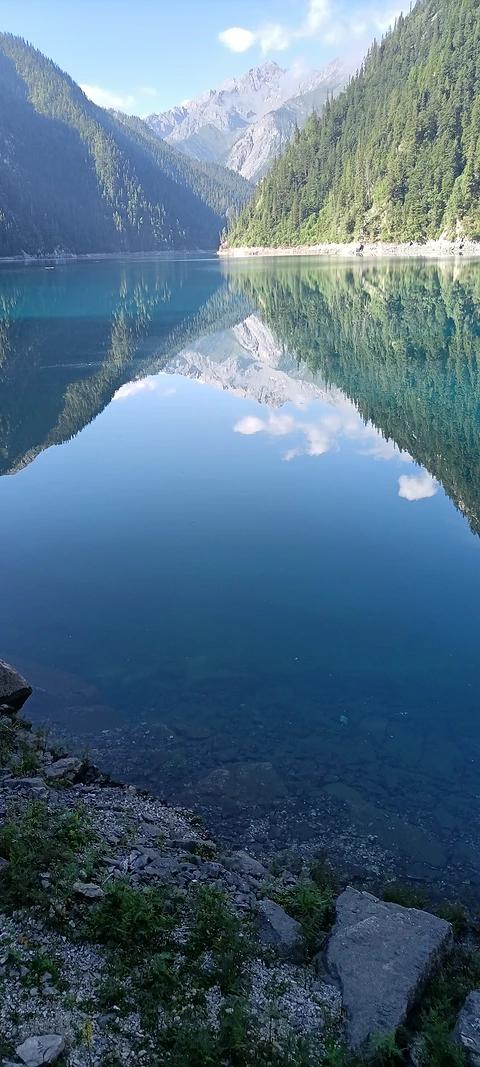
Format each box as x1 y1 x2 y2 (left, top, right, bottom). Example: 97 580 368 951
1 256 479 891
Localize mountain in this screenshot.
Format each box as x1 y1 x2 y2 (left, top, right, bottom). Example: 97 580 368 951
0 34 251 257
165 313 332 407
146 59 348 183
227 0 480 246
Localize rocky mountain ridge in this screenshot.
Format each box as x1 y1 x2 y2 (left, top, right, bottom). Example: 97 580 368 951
147 59 349 182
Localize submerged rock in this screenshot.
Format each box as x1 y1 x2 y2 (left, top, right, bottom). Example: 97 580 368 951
454 991 480 1065
257 898 303 960
326 887 452 1050
16 1034 65 1066
0 660 32 712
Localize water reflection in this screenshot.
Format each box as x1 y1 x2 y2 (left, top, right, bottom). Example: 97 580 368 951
1 257 480 892
2 259 479 534
226 260 480 534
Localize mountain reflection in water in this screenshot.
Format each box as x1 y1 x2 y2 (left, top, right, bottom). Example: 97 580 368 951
1 256 479 894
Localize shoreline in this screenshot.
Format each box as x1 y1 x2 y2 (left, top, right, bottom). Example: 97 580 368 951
0 249 219 265
219 238 480 261
0 660 477 1065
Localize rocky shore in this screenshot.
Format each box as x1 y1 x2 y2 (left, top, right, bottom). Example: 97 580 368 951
219 239 480 260
1 659 480 1067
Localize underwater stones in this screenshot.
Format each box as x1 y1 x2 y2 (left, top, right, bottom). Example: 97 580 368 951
0 660 32 712
257 899 304 960
326 887 452 1050
199 761 285 806
322 782 447 868
454 991 480 1065
16 1035 65 1066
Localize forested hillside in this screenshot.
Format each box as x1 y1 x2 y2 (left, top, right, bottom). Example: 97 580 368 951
0 34 251 256
228 0 480 246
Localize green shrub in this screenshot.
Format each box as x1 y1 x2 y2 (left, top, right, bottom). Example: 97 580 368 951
382 883 427 910
86 880 179 959
186 884 253 994
275 879 335 955
435 903 469 936
0 800 96 907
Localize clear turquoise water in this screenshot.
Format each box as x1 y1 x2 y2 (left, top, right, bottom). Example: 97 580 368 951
1 256 479 887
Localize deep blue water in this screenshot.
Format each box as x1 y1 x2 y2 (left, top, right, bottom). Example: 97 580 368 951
1 256 479 888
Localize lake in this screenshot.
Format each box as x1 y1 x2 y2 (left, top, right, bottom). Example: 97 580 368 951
1 255 479 894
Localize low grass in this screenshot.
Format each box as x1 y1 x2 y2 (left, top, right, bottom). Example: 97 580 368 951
0 799 98 907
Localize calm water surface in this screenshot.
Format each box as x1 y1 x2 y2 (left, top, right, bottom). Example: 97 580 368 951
1 256 479 890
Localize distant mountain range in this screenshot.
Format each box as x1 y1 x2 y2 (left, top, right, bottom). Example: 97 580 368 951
0 33 251 257
146 59 349 182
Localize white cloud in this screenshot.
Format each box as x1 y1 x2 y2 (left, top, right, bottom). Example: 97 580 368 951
80 83 135 111
218 26 256 52
234 393 415 468
138 86 158 98
113 378 157 401
373 8 403 32
219 0 403 54
398 472 439 502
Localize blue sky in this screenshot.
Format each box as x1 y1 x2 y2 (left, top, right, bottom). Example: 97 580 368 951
0 0 402 113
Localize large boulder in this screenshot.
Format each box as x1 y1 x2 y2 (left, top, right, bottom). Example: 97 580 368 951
257 898 304 960
229 851 267 879
326 887 452 1050
44 757 82 781
16 1035 65 1066
0 660 32 711
454 991 480 1065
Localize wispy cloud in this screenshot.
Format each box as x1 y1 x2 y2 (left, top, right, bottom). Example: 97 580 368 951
113 379 158 401
80 84 158 114
398 472 439 502
138 86 158 98
234 399 410 464
219 0 403 54
80 84 136 111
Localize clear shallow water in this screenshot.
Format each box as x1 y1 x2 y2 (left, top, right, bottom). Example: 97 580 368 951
1 256 480 890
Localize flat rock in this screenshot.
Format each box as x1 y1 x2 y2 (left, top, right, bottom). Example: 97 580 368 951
73 881 104 900
0 660 32 711
229 850 267 879
0 856 9 875
140 854 180 882
44 757 82 781
257 898 303 960
454 990 480 1065
326 887 452 1050
16 1034 65 1066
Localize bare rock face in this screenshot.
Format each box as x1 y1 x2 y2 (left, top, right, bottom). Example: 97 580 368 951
326 888 453 1051
0 659 32 711
257 898 304 961
454 991 480 1065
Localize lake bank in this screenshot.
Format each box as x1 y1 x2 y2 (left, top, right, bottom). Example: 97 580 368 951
219 238 480 260
1 660 478 1067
